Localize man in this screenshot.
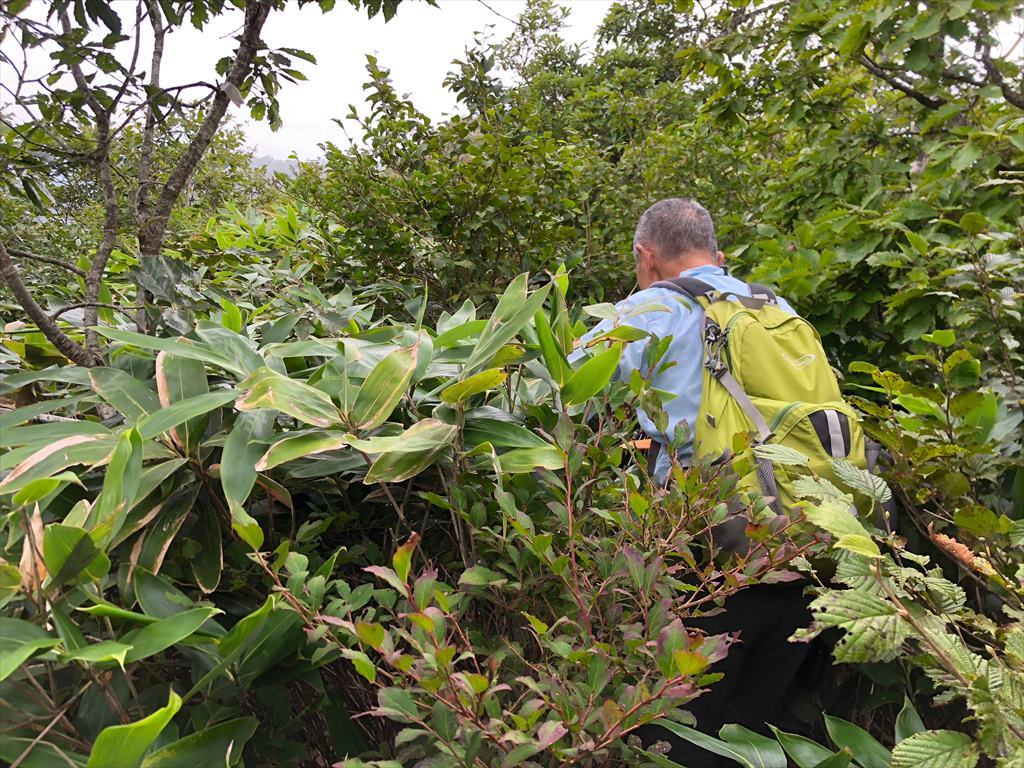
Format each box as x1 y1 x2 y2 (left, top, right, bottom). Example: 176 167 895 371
574 198 812 764
575 197 797 482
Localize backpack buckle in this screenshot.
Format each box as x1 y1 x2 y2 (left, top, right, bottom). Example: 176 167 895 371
706 356 727 379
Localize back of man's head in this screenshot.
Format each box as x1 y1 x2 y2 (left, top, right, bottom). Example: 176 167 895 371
634 198 717 261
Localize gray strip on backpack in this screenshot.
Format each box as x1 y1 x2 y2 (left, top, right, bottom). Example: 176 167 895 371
824 409 847 458
757 456 783 515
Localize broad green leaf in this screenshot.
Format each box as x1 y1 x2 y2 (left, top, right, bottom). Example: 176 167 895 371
803 590 909 663
792 476 854 506
673 649 709 676
109 459 189 548
87 428 144 545
355 620 386 649
393 537 416 584
831 459 892 503
753 443 811 466
43 524 110 586
194 321 263 377
222 411 275 549
0 396 89 431
496 446 565 473
718 724 788 768
141 717 258 767
534 310 571 386
219 297 243 332
440 368 506 403
652 721 756 767
0 435 115 494
141 390 233 444
62 641 131 666
256 430 352 470
811 754 853 768
891 730 977 768
155 352 210 453
823 715 892 768
433 319 487 349
134 484 200 575
89 367 161 421
0 562 21 607
464 275 550 376
87 690 182 768
134 567 224 636
0 618 60 681
904 231 927 256
921 329 956 348
1 419 108 449
11 471 84 507
191 506 223 594
233 610 303 686
463 418 550 449
951 145 982 173
376 687 419 722
184 597 277 701
123 607 220 663
341 648 377 683
804 500 873 540
834 534 882 559
895 696 926 743
365 420 457 483
76 599 159 624
236 367 342 428
349 345 417 430
218 597 276 660
459 565 507 587
769 726 837 768
957 212 986 234
98 328 236 372
962 393 997 443
350 419 458 455
561 344 622 406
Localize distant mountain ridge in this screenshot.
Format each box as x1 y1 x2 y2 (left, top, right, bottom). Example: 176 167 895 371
251 154 299 177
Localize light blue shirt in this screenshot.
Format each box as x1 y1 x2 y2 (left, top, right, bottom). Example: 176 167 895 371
572 265 795 482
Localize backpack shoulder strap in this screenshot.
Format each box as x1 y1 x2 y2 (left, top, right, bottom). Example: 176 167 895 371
648 277 717 301
748 282 777 303
652 276 779 310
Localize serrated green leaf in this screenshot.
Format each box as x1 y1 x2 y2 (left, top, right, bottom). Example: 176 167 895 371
891 729 977 768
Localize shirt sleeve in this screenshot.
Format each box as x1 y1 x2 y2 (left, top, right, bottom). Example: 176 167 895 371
568 298 675 382
778 296 798 316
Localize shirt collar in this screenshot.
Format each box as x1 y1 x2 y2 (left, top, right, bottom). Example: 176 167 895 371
678 264 724 278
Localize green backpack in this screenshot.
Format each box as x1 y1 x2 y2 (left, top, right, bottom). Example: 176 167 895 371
651 276 868 519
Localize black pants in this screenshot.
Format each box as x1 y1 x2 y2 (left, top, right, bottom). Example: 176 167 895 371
638 584 813 767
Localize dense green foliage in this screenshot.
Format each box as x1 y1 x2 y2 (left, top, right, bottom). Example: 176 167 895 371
1 0 1022 766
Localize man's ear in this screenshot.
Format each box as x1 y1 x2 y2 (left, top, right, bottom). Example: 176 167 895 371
715 250 726 267
636 244 656 269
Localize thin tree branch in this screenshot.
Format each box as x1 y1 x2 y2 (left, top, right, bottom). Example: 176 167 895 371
58 9 119 358
49 302 133 321
81 110 118 356
6 249 87 278
136 0 166 222
860 54 946 109
981 49 1024 110
139 0 273 258
0 241 98 367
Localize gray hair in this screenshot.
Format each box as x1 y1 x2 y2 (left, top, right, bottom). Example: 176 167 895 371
633 198 718 259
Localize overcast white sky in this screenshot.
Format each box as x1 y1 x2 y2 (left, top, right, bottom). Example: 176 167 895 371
160 0 614 159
